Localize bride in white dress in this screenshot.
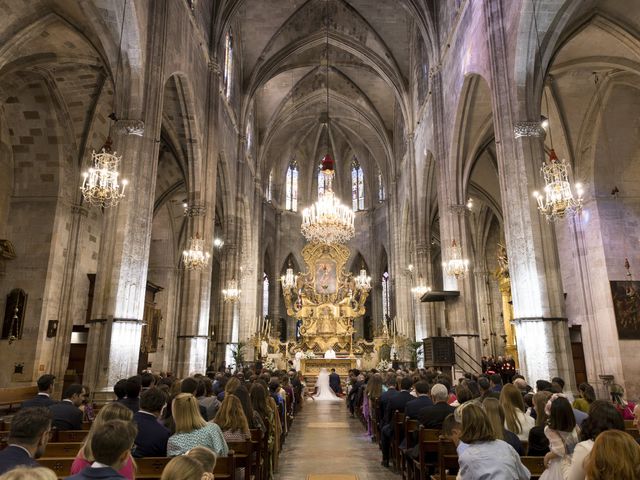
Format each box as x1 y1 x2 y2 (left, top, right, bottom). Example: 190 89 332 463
313 367 342 401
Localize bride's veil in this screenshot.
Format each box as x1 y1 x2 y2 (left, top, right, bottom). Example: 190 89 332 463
313 367 341 401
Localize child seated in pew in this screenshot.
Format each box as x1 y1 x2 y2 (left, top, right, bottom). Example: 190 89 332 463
160 455 212 480
67 420 137 480
187 447 217 477
0 467 57 480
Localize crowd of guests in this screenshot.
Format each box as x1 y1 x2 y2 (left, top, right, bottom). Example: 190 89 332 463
345 367 640 479
0 368 306 480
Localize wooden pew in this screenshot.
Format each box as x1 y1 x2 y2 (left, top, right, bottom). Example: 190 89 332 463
432 439 458 480
136 456 171 478
411 428 440 480
401 418 419 480
392 411 406 471
227 440 253 480
213 450 236 480
43 442 82 458
521 456 546 480
57 430 88 443
38 458 74 479
0 386 38 412
249 428 264 480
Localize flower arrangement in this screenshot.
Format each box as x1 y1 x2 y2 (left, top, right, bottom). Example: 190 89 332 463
263 357 276 372
302 351 316 359
376 359 392 371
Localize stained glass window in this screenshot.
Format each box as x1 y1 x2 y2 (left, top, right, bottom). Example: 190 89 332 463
223 31 233 99
262 273 269 319
378 170 385 202
318 162 326 197
286 162 298 211
382 271 390 321
266 171 272 202
351 158 364 211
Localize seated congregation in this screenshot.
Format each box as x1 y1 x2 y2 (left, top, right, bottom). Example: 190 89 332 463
345 368 640 480
0 369 303 480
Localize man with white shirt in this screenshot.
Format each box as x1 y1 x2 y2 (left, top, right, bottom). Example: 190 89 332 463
132 387 170 458
21 374 56 408
0 407 52 474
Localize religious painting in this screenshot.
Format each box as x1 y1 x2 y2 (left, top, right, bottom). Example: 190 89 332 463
315 259 337 294
610 281 640 339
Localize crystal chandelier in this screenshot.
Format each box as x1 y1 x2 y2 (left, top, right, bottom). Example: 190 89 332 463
80 137 128 208
411 275 431 298
533 149 583 220
301 154 355 244
281 265 297 290
442 240 469 279
355 267 371 291
182 233 210 270
222 278 241 303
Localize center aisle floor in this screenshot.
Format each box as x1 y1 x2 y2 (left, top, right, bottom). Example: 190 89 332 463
275 398 401 480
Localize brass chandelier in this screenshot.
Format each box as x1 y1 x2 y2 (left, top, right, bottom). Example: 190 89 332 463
182 233 210 271
442 240 469 279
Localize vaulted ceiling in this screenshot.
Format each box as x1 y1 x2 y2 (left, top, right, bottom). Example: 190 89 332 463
225 0 432 183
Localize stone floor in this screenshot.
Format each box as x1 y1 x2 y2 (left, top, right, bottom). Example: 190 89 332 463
275 399 401 480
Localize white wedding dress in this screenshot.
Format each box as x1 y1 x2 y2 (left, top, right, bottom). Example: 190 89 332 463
313 367 342 401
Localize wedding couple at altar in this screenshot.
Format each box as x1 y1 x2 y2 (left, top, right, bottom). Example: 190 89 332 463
312 368 343 401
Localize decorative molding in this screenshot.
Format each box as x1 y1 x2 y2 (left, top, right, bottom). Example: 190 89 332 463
71 205 88 217
114 119 145 137
513 121 545 139
428 64 442 79
184 204 207 217
177 334 209 339
113 317 144 324
87 318 107 324
208 61 221 74
512 316 568 323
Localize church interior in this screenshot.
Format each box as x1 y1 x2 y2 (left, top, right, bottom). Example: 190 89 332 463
1 0 640 478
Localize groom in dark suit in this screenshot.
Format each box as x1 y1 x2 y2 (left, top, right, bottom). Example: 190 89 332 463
329 368 342 394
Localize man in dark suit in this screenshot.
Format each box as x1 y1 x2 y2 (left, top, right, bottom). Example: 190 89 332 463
404 381 433 419
21 374 57 409
133 387 170 458
67 420 137 480
329 368 342 395
49 384 86 431
478 376 499 400
381 376 414 467
117 377 141 413
180 377 209 420
418 383 456 429
0 407 52 474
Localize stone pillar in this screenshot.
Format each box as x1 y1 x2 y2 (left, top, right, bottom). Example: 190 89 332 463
85 131 161 391
175 205 212 377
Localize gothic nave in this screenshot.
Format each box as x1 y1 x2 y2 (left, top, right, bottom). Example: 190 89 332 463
0 0 639 405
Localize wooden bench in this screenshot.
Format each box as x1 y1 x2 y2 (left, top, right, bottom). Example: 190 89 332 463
401 418 419 480
392 411 406 471
136 456 171 478
38 458 74 479
57 430 88 443
227 440 254 480
0 386 38 411
412 428 440 480
214 450 236 480
249 428 265 480
43 442 82 458
521 456 546 479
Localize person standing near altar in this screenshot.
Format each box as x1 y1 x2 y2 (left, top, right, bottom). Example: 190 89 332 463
329 369 342 395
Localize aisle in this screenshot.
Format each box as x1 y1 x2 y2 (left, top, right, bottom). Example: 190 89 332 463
275 399 400 480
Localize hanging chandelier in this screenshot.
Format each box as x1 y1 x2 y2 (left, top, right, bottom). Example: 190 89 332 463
442 240 469 279
301 154 355 244
411 275 431 299
355 267 371 291
533 149 583 220
182 233 210 271
80 137 128 208
281 265 297 290
222 278 241 303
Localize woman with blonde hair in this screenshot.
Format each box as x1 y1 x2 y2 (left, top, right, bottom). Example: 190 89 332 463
457 403 530 479
213 394 250 442
499 383 534 441
160 455 212 480
0 467 57 480
482 397 523 454
167 393 228 457
584 430 640 480
186 447 217 474
70 402 136 479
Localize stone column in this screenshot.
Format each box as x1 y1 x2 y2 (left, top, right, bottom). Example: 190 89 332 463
482 0 575 390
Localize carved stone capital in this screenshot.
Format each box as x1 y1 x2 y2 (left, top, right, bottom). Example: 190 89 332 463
114 119 145 137
449 204 469 216
208 61 221 74
428 64 442 79
513 121 545 139
184 204 207 217
71 204 88 217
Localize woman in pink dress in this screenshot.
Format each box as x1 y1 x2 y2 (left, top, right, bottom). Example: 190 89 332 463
70 402 136 479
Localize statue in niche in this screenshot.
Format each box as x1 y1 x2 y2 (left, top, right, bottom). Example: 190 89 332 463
2 289 27 342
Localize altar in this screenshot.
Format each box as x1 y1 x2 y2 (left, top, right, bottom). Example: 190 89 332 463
300 358 356 378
